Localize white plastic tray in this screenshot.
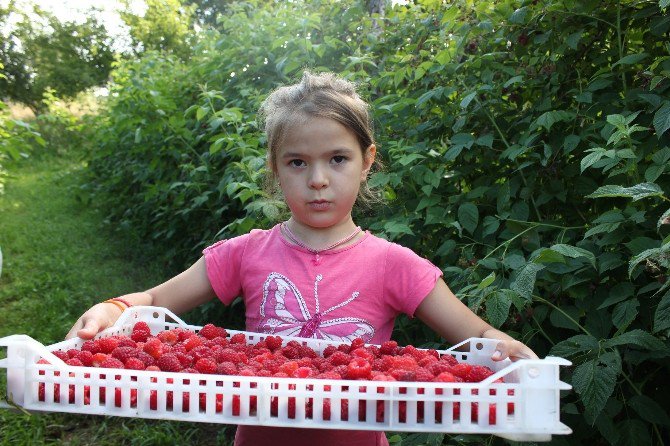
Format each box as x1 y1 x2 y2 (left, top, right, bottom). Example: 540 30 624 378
0 306 572 441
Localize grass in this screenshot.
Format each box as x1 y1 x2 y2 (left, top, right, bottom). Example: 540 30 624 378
0 150 235 445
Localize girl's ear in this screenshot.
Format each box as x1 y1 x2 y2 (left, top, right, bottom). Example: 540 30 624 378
360 144 377 181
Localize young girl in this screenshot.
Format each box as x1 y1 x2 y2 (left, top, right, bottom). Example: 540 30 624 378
66 71 537 446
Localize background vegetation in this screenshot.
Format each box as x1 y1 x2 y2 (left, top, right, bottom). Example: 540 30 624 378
2 0 670 444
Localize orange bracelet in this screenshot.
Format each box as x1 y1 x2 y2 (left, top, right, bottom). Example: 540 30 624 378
103 299 126 313
111 297 132 308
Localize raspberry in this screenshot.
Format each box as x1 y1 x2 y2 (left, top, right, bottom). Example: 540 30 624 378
100 357 124 369
111 346 138 363
81 340 100 354
52 350 69 362
143 338 164 359
433 371 458 383
65 358 84 367
184 336 203 351
350 338 365 350
316 371 342 380
281 345 300 359
136 351 156 367
158 330 178 345
327 351 350 366
216 348 239 363
173 328 196 342
122 357 144 370
380 340 398 356
440 355 459 367
157 354 183 372
418 356 438 367
75 350 94 366
199 323 227 340
97 337 119 354
175 352 193 368
414 368 434 382
217 362 237 375
450 363 472 380
279 361 299 375
346 358 372 380
132 321 150 333
264 335 283 351
117 338 137 348
293 367 315 378
67 348 80 359
351 348 375 363
131 328 150 343
194 358 217 374
91 353 109 367
467 365 494 382
392 356 418 371
322 345 337 358
390 369 416 381
230 333 246 344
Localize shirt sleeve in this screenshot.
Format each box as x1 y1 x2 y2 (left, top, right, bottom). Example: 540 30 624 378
202 234 249 305
383 243 443 317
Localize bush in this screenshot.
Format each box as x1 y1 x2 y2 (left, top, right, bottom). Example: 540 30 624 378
86 0 670 443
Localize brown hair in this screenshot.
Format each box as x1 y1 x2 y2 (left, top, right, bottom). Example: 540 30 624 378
258 71 382 205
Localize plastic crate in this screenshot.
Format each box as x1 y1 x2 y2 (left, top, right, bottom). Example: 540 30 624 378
0 306 572 441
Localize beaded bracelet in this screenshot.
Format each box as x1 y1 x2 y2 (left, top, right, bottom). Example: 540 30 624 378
103 299 126 313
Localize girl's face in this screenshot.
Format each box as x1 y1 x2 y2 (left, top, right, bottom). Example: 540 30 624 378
275 116 376 232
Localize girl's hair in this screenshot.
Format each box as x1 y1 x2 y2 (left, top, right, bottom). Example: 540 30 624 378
258 71 383 205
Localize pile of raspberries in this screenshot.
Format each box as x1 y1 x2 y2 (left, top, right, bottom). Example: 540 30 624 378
38 322 513 424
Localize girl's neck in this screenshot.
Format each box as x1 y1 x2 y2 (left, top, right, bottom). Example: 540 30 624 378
284 217 361 250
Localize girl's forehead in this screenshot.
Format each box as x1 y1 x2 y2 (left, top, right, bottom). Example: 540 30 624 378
280 116 359 148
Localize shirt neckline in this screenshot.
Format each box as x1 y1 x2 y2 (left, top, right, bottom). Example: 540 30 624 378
274 223 370 256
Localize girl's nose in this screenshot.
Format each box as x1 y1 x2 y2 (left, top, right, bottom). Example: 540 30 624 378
308 166 328 189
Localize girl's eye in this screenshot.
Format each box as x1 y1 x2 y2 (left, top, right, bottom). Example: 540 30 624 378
289 159 305 168
332 155 347 164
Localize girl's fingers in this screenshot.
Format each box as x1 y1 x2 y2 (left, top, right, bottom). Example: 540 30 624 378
492 341 539 362
76 318 101 340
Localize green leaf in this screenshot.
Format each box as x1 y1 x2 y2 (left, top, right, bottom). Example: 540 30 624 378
510 263 544 300
486 289 512 328
586 183 664 201
572 352 620 424
658 208 670 230
654 289 670 333
612 299 639 331
603 329 667 351
653 102 670 137
460 92 477 109
458 203 479 234
581 148 606 172
509 7 529 24
645 164 665 182
612 52 649 67
617 419 651 446
477 272 496 289
584 222 621 239
550 334 599 357
630 395 670 426
597 282 635 309
384 221 414 237
550 244 597 268
629 246 666 278
532 248 566 264
531 110 576 132
566 30 583 50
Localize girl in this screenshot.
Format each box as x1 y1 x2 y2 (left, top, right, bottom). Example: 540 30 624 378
66 71 537 446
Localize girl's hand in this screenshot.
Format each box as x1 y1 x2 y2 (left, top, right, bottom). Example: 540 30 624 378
491 339 539 362
65 302 124 340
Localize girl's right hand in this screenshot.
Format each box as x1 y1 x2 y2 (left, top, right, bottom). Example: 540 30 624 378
65 302 124 340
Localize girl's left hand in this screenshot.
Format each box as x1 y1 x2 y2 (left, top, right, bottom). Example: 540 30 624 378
491 339 539 361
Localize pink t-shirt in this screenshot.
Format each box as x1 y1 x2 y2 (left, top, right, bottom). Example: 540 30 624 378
202 224 443 445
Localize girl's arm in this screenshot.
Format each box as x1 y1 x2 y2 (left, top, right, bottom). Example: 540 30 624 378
414 278 538 361
66 257 216 340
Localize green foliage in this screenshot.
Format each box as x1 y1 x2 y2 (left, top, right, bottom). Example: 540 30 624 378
86 0 670 444
0 4 114 112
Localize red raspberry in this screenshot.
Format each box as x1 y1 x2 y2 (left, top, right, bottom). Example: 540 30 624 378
264 335 283 351
91 353 109 367
75 350 93 366
124 357 146 370
52 350 69 361
145 365 160 372
175 352 193 368
327 351 350 366
230 333 246 344
350 338 365 350
322 345 337 358
97 337 119 354
414 368 434 382
157 354 183 372
143 338 164 359
281 345 300 359
111 346 138 363
199 323 227 340
65 358 84 367
392 356 418 371
158 330 178 345
450 363 472 380
100 357 124 369
136 351 156 367
131 328 150 343
80 340 100 354
216 348 239 363
440 355 459 366
66 348 80 359
117 337 137 348
380 340 398 356
133 321 150 333
195 358 218 374
337 344 351 354
346 358 372 380
293 367 315 378
217 362 238 375
390 369 416 381
466 365 494 382
433 371 458 383
418 356 438 367
299 345 318 358
279 361 299 375
173 328 195 342
184 336 203 351
316 371 342 380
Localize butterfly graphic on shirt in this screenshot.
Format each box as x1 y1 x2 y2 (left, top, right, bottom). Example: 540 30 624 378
257 272 375 343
